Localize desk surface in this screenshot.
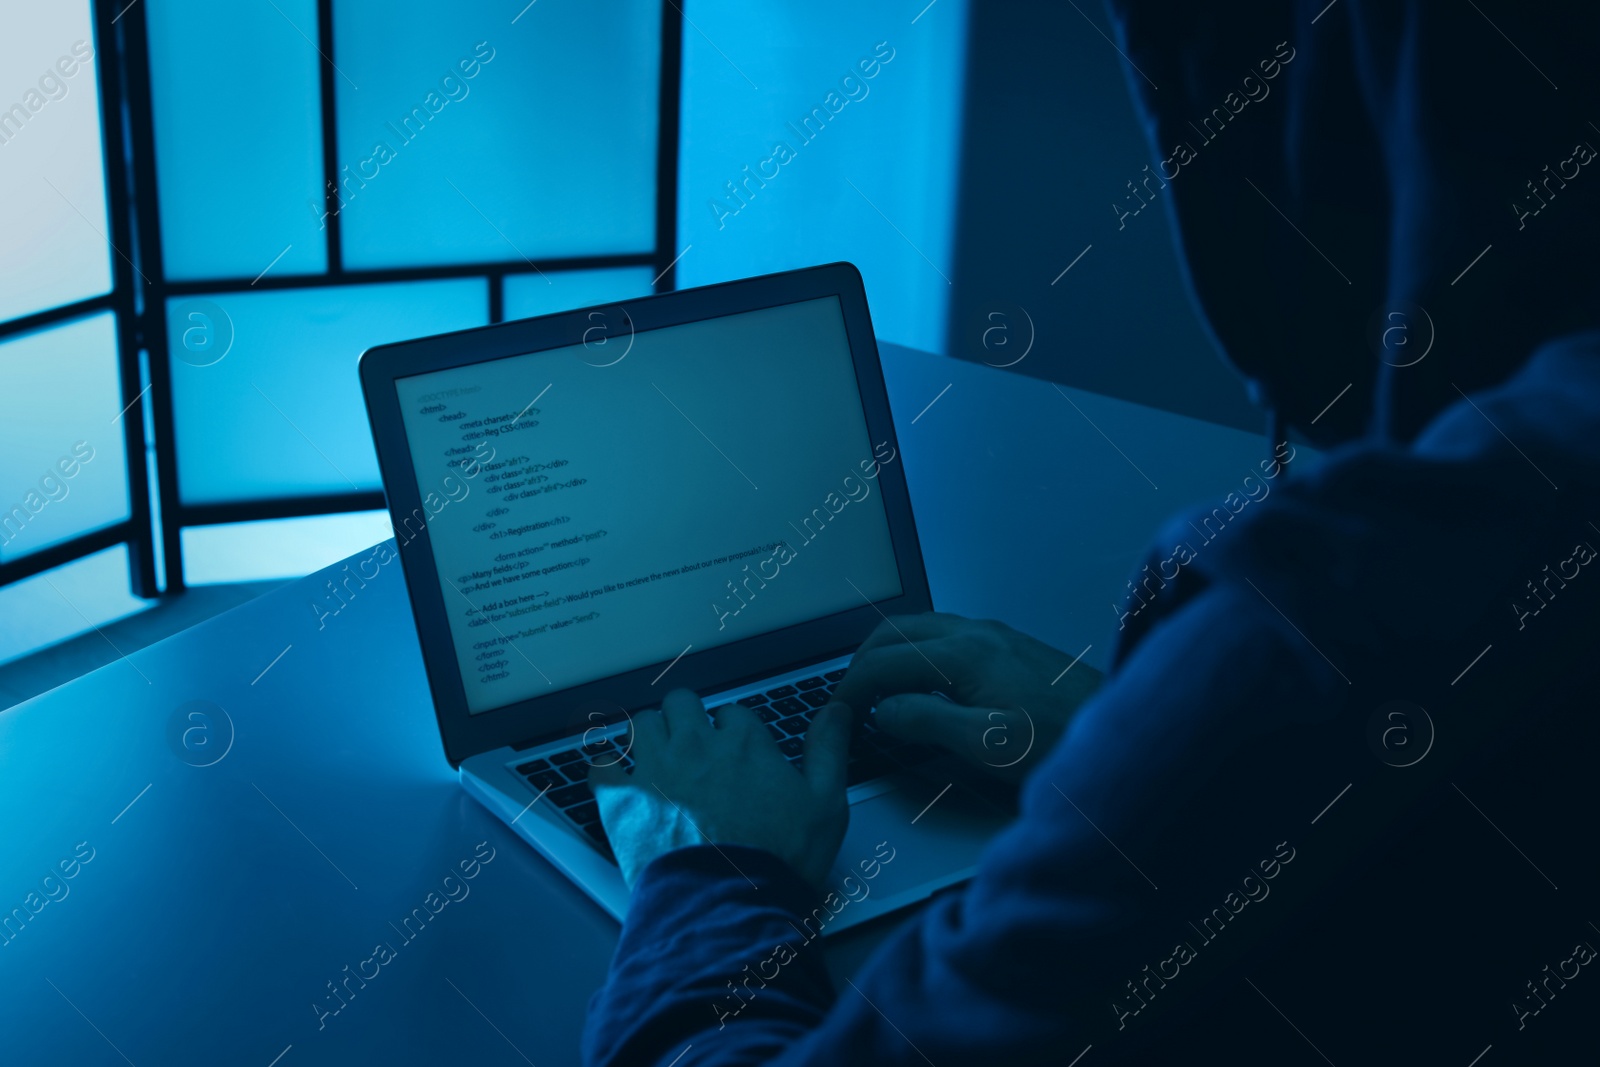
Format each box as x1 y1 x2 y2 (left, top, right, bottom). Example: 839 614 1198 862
0 343 1281 1066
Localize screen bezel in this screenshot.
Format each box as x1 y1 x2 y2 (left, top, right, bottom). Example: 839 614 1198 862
359 262 932 767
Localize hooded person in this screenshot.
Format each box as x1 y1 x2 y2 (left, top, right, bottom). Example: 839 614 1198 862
582 3 1600 1063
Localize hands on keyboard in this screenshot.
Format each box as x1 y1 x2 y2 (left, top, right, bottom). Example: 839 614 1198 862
509 669 941 861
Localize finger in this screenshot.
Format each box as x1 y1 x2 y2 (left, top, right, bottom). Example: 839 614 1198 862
849 612 972 660
830 639 965 715
875 692 989 758
803 703 852 798
587 758 631 794
623 707 668 760
709 701 761 739
660 687 710 741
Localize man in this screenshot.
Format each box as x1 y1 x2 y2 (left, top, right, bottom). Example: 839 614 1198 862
585 2 1600 1061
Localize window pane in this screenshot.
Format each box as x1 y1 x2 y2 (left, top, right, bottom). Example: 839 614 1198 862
332 1 660 270
0 545 150 667
0 312 130 563
0 2 112 322
167 280 488 504
182 510 392 585
676 3 966 354
145 0 328 281
503 267 656 320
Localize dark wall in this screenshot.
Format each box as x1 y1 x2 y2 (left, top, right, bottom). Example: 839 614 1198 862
944 1 1264 434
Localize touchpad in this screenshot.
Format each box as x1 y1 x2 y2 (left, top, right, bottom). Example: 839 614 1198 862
819 770 1013 931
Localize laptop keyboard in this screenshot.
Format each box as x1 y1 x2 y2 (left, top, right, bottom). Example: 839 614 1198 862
510 669 942 862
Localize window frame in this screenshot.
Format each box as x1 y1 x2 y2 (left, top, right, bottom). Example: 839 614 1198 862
0 0 683 595
0 0 156 595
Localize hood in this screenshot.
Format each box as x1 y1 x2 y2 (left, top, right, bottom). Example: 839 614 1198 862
1106 0 1600 446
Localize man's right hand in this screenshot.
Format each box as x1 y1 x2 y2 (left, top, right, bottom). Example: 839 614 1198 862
828 612 1103 784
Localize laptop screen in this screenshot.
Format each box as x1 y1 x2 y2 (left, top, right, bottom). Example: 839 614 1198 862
393 295 904 714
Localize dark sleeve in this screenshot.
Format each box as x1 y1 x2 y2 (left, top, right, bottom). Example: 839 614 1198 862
581 845 839 1067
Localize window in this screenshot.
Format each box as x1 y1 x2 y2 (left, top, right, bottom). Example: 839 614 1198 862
0 0 682 638
0 4 153 625
2 0 970 663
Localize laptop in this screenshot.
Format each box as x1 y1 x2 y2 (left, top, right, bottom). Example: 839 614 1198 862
359 262 1010 934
